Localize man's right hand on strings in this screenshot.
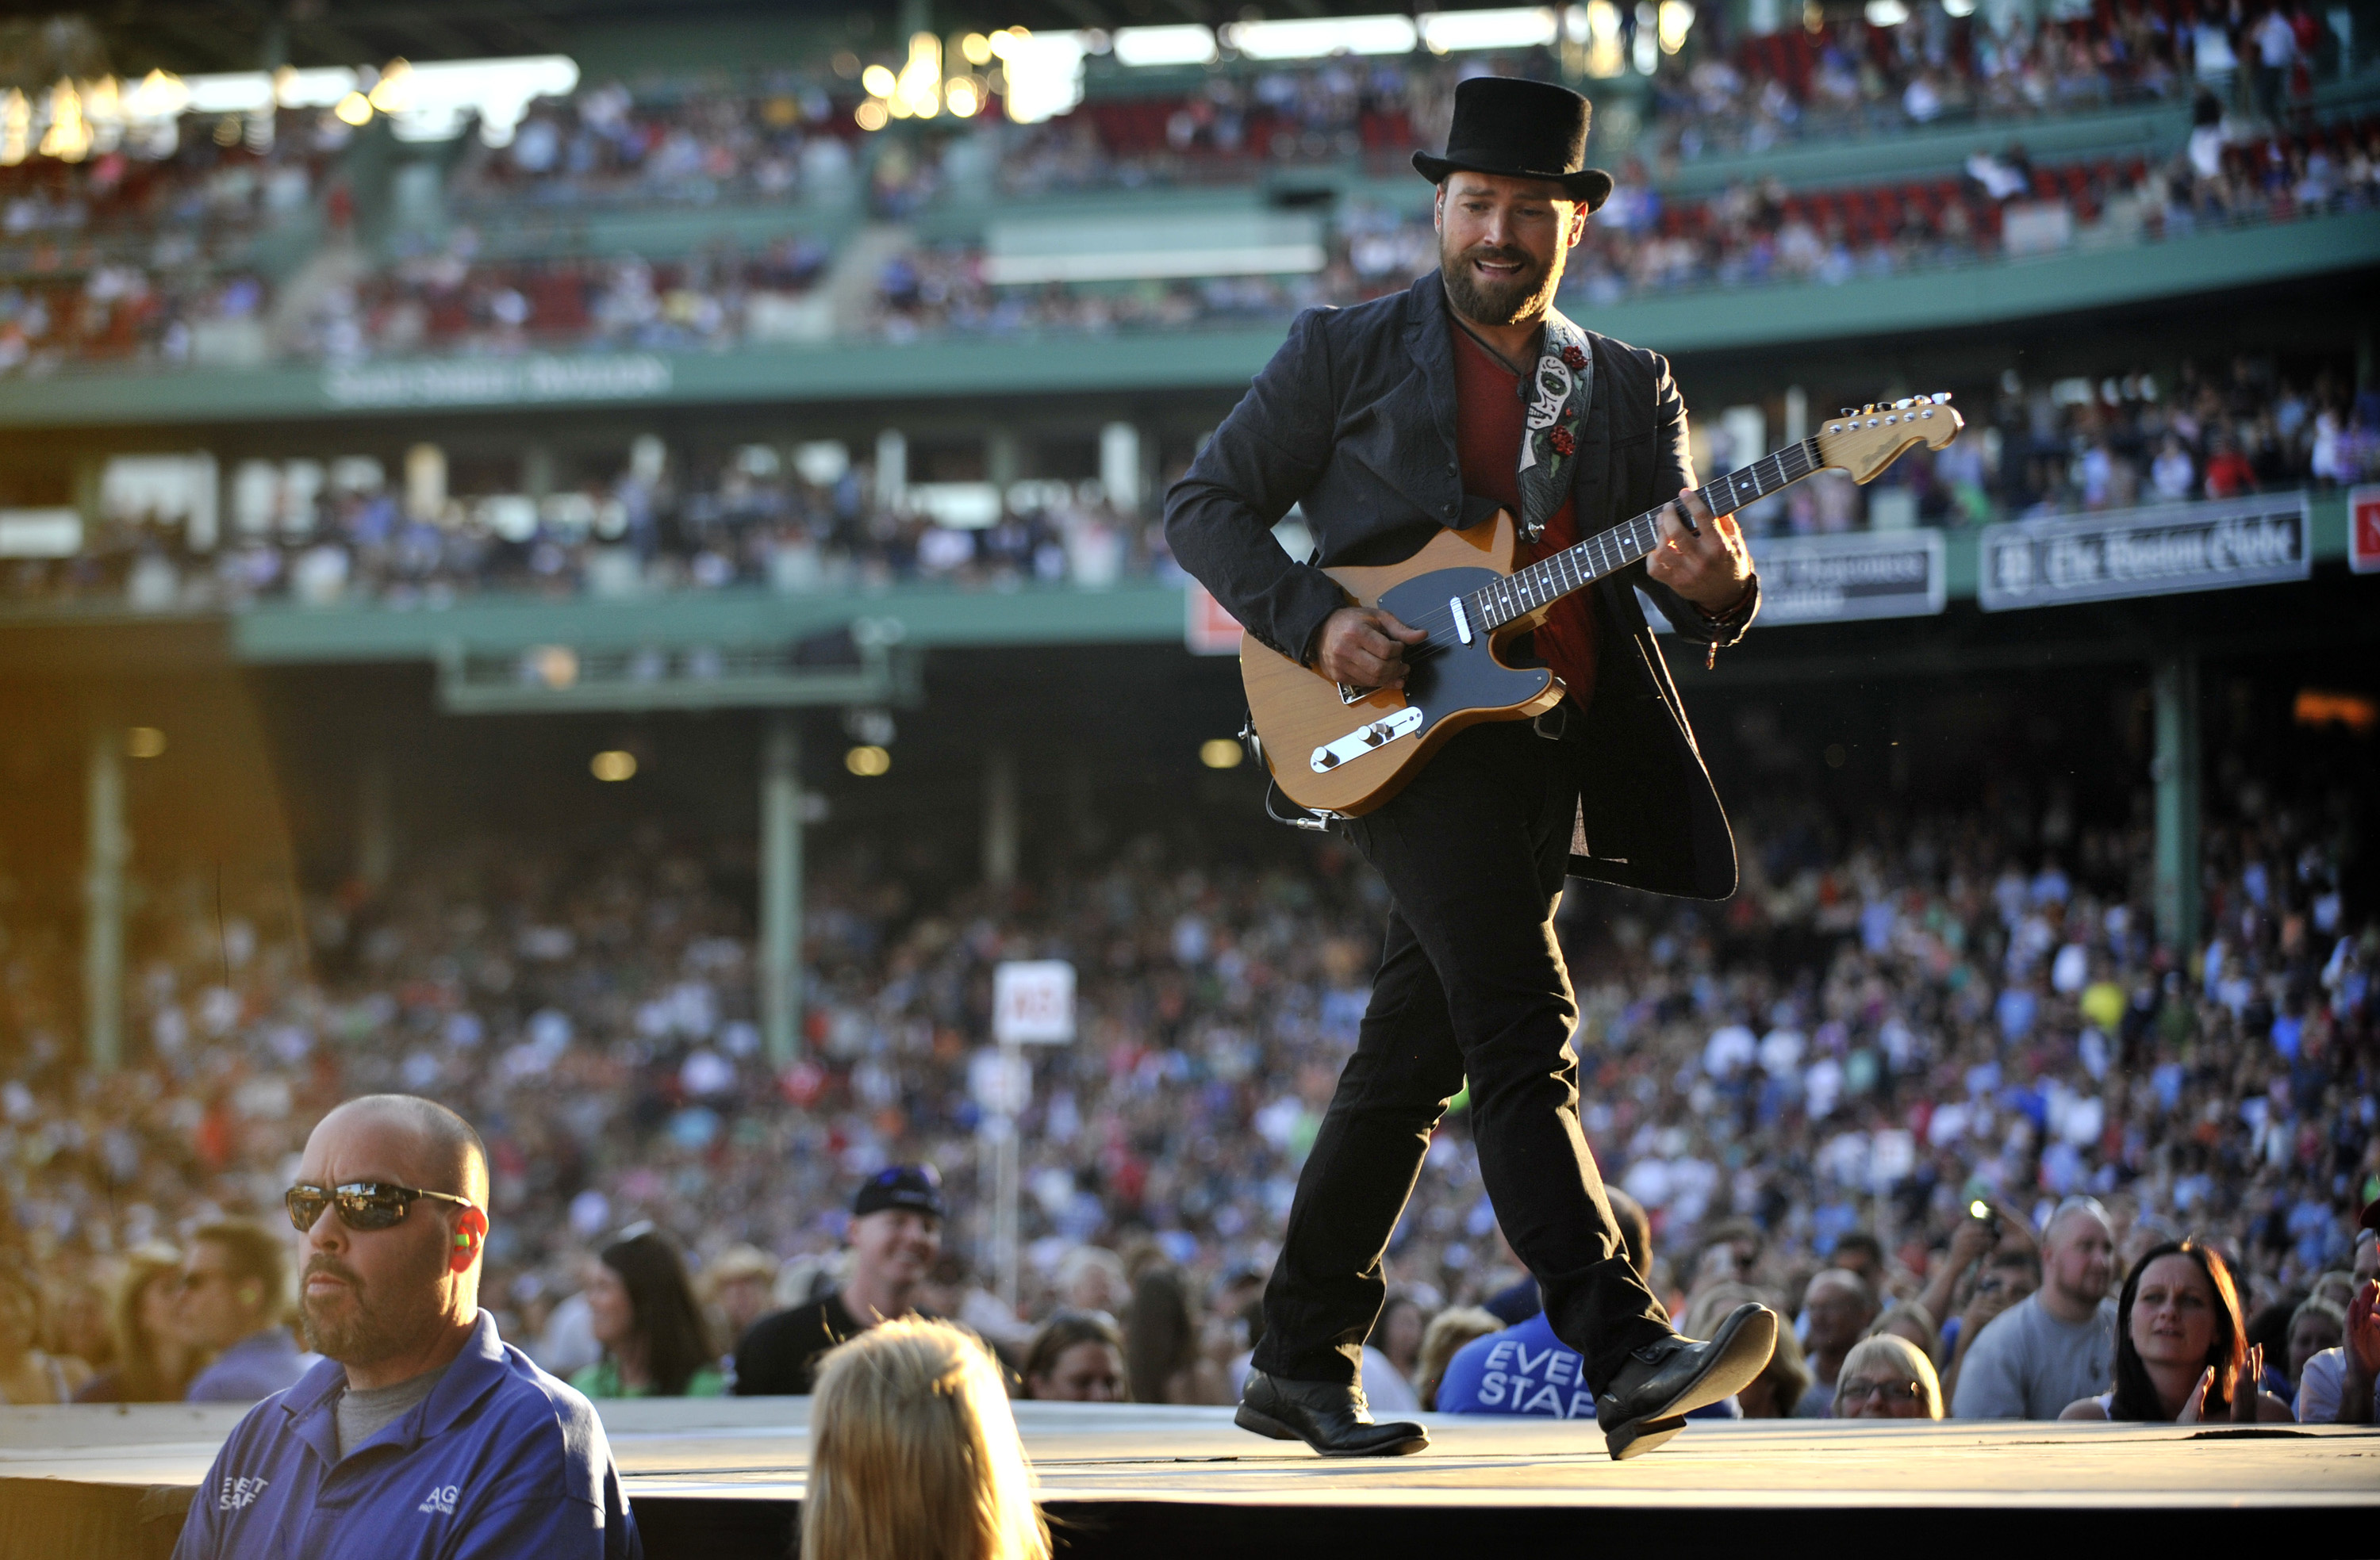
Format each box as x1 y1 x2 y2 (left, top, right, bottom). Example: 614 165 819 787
1311 605 1427 688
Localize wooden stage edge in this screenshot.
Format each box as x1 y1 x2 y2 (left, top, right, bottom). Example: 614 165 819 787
3 1401 2376 1558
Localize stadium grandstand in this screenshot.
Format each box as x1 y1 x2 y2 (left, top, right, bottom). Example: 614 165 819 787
0 0 2376 1551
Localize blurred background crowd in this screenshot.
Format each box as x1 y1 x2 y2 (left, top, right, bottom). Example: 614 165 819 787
7 345 2374 611
2 711 2371 1420
5 1 2376 379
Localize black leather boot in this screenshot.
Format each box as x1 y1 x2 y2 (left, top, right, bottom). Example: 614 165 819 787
1235 1368 1430 1458
1594 1302 1779 1461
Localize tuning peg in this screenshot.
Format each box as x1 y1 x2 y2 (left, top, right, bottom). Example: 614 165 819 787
1892 397 1915 410
1839 408 1857 417
1931 392 1952 403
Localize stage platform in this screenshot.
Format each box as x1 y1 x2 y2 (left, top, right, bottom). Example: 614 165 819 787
3 1398 2374 1558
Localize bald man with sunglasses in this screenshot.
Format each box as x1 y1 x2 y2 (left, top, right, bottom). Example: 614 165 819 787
174 1094 641 1560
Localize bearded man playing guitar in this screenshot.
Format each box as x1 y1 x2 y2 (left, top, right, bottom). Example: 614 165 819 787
1165 76 1781 1463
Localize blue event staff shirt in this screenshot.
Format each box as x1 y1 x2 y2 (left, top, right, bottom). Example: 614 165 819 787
172 1310 642 1560
1435 1310 1742 1421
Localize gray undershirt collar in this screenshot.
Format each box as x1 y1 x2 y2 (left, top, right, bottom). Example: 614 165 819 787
333 1363 451 1460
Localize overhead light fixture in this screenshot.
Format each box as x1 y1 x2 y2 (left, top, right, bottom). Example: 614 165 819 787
2295 690 2378 733
590 749 638 781
38 80 90 162
1223 13 1419 59
367 58 412 113
126 727 167 759
992 28 1089 124
1418 8 1560 55
1114 24 1219 67
1 91 30 166
895 32 943 118
1581 1 1627 76
846 745 892 777
1199 739 1243 770
1865 0 1911 24
1658 1 1697 53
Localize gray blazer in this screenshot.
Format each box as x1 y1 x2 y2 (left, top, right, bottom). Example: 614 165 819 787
1164 270 1756 899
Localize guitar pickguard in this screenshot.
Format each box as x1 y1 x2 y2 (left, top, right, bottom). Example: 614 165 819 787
1370 566 1559 734
1238 512 1563 818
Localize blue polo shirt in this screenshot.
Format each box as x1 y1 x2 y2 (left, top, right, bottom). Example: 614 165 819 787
171 1311 641 1560
1436 1310 1741 1421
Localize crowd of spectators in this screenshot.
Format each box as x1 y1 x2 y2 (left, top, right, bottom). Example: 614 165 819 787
0 115 333 376
2 439 1178 609
1 711 2371 1422
446 79 855 213
872 110 2380 346
1642 0 2359 166
14 109 2374 378
958 2 2367 192
1968 351 2380 520
8 347 2367 611
6 2 2374 378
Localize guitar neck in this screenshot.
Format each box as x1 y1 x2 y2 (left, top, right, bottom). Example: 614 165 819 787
1469 436 1823 631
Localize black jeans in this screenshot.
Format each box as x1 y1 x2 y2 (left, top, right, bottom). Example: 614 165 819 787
1251 717 1673 1394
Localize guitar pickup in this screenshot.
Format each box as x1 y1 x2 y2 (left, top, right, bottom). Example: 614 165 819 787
1311 707 1423 772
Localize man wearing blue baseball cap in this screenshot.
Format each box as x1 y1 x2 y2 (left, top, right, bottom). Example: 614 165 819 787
732 1164 946 1395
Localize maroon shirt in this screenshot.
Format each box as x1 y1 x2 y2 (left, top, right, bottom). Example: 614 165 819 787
1450 323 1598 707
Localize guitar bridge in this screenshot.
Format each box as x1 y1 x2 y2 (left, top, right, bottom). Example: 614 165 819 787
1311 707 1423 772
1337 682 1371 705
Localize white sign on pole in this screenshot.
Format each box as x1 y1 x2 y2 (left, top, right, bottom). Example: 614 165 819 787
992 960 1077 1044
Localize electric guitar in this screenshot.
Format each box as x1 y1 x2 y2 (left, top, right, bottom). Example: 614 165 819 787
1241 395 1964 818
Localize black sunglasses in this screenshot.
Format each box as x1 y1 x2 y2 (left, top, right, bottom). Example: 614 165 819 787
286 1181 475 1234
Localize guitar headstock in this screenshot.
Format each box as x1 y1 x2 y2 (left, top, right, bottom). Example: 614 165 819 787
1814 393 1964 485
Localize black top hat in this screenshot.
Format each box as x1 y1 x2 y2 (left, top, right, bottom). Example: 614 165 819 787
1413 76 1613 213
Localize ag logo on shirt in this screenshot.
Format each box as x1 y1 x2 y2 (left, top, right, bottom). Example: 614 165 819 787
418 1485 460 1516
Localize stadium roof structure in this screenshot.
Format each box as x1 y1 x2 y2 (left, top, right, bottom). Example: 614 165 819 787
0 0 1534 77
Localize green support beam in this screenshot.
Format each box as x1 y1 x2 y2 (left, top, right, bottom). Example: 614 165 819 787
83 724 126 1073
760 715 803 1069
2152 653 2203 956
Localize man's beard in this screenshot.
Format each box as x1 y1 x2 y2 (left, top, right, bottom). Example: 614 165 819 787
1440 236 1561 328
298 1249 440 1363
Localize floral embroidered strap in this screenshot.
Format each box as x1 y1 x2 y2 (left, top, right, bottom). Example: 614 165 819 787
1514 309 1592 542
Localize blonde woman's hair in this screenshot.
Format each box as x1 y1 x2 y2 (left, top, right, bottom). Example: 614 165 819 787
802 1318 1050 1560
1414 1306 1503 1411
1835 1333 1944 1419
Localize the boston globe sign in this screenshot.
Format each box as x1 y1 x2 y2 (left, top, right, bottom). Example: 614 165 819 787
1979 494 2310 611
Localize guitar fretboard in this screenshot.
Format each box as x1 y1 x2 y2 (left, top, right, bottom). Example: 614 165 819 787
1469 436 1822 631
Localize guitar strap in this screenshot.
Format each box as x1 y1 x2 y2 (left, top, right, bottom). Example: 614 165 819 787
1515 309 1593 542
